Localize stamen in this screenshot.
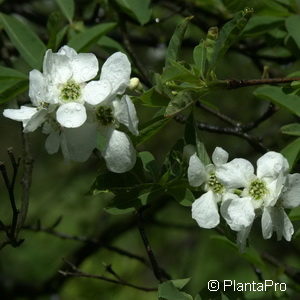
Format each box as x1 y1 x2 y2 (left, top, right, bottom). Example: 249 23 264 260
96 106 114 126
60 81 81 101
208 173 224 194
249 179 267 200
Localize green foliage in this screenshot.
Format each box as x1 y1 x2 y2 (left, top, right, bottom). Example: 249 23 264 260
209 8 253 71
55 0 75 23
165 16 193 67
0 66 28 103
116 0 152 25
0 13 46 69
68 23 117 52
281 137 300 169
281 123 300 136
158 281 193 300
254 86 300 117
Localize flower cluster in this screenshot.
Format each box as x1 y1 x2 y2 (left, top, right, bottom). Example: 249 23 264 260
3 46 139 173
188 147 300 249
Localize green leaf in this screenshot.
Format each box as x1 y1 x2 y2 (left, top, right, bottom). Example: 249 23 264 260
158 281 193 300
210 8 253 70
281 137 300 169
167 187 194 206
0 79 28 104
0 13 46 69
281 123 300 136
97 36 125 52
68 22 117 52
165 17 193 67
171 278 191 290
55 0 74 23
254 86 300 117
138 151 160 181
134 115 171 146
193 42 207 79
47 11 67 50
165 91 194 118
139 87 169 107
116 0 152 25
286 15 300 49
0 66 27 80
243 16 284 36
184 111 211 165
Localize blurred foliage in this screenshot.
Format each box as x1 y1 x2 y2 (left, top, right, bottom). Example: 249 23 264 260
1 0 300 299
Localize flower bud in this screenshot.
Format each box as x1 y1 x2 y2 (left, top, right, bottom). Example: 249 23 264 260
129 77 140 90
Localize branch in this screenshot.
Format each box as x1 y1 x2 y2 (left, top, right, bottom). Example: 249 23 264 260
59 260 157 292
174 114 269 153
16 132 34 233
137 209 164 283
22 220 149 267
262 252 300 284
224 77 300 89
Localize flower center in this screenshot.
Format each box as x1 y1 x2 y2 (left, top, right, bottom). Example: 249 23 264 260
60 81 81 102
249 179 267 200
96 106 114 126
207 173 223 194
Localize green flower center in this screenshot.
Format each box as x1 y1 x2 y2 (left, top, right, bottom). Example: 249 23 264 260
208 173 223 194
60 81 81 101
96 106 114 126
249 179 267 200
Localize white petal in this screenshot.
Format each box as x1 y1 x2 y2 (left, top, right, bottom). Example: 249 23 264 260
58 45 77 58
24 109 47 133
60 122 97 162
29 70 46 106
71 53 99 83
3 106 38 129
212 147 229 167
83 79 111 105
237 225 252 252
221 194 255 231
112 95 139 135
261 207 273 239
282 173 300 208
216 158 255 189
262 207 294 241
188 153 207 187
101 129 136 173
257 151 289 179
43 49 72 84
192 191 220 229
263 174 285 207
56 103 87 128
100 52 131 94
45 130 60 154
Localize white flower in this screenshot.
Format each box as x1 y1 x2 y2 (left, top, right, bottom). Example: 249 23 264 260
217 151 290 247
83 52 139 173
3 45 99 130
262 173 300 242
41 45 99 128
188 147 229 229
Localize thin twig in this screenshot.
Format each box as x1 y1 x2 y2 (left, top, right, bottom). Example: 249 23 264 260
174 114 269 153
137 210 164 283
119 20 152 87
262 252 300 284
16 132 34 233
59 260 157 292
